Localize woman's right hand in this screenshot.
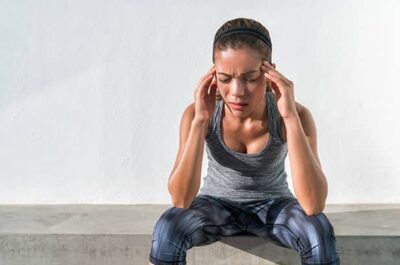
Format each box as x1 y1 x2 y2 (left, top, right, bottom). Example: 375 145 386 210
193 65 218 123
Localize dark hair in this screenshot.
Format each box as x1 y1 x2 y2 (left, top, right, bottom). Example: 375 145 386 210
212 18 273 100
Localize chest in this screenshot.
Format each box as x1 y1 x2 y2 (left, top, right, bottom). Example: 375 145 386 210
220 117 271 155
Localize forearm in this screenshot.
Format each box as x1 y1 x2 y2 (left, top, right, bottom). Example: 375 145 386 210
168 119 207 208
284 114 327 215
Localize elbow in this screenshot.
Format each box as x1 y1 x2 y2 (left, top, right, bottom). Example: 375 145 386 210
168 179 197 209
173 202 191 209
304 208 322 216
171 197 192 209
303 203 325 216
168 186 192 209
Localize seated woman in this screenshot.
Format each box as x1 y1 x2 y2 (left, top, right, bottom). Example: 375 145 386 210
148 17 340 265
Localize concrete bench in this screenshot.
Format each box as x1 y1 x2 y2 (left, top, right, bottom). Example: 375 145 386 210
0 204 399 265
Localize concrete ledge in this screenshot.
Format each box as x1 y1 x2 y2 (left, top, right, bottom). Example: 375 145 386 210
1 204 399 264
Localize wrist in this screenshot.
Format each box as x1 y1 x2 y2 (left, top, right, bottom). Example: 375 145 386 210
283 113 300 123
192 116 210 125
192 118 209 137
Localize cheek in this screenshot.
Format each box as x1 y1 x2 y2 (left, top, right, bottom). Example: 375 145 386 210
217 87 227 98
216 81 229 91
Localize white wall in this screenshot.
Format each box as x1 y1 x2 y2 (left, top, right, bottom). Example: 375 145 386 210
1 0 399 204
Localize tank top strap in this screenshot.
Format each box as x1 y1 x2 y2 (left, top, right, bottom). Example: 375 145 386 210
266 90 285 143
206 99 223 139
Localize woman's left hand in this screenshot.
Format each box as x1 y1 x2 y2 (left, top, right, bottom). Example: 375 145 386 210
261 60 298 120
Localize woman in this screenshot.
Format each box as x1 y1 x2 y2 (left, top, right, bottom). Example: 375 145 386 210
148 17 340 265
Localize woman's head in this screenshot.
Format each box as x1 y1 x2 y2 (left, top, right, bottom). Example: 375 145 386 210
212 18 272 65
212 18 276 118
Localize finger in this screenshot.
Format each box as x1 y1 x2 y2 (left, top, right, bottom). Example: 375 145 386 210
261 63 285 79
270 80 281 96
197 72 215 96
209 75 218 97
210 73 217 86
208 64 216 74
194 70 213 92
197 68 216 90
262 67 292 87
265 72 289 90
266 78 281 99
194 66 216 100
199 66 216 83
261 63 292 85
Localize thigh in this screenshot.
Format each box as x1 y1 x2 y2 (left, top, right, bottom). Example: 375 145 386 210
150 195 248 264
152 195 246 248
247 197 340 262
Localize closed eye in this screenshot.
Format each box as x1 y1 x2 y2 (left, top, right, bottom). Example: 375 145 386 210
246 75 261 82
219 76 260 83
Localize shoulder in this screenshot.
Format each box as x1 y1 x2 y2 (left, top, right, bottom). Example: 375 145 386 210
181 102 196 125
184 102 195 115
295 102 316 137
295 101 307 118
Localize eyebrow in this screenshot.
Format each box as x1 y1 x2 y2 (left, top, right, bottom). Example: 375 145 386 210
217 70 259 77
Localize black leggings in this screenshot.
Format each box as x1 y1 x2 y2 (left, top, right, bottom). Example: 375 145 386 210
149 194 340 265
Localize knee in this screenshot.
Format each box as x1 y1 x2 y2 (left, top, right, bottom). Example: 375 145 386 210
287 203 336 245
279 203 339 263
306 213 337 245
152 206 202 248
297 212 340 264
150 207 198 264
153 207 189 238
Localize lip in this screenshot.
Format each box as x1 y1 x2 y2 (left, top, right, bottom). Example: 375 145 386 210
230 102 247 105
230 102 248 110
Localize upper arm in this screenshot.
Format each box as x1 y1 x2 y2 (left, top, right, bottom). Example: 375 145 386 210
281 102 323 169
297 104 323 170
168 103 208 185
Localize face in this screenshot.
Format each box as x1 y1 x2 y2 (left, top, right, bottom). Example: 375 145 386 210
214 47 275 118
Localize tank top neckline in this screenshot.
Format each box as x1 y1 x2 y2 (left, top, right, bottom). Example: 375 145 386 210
216 91 274 157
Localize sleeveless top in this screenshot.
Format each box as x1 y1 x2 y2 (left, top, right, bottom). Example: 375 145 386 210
198 90 295 202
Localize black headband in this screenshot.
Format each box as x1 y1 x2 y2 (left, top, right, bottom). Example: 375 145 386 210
213 27 272 50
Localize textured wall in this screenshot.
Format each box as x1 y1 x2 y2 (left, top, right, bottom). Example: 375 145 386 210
0 0 399 204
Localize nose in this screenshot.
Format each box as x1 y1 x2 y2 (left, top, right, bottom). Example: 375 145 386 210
230 79 246 97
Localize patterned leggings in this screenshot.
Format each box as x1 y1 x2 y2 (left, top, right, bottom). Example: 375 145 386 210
149 194 340 265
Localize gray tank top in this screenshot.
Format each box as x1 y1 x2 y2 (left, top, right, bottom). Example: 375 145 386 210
198 90 295 201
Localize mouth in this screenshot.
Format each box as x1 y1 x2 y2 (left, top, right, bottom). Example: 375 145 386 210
229 102 248 106
229 102 248 110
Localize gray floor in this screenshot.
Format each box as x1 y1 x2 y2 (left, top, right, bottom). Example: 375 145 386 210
1 203 400 264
